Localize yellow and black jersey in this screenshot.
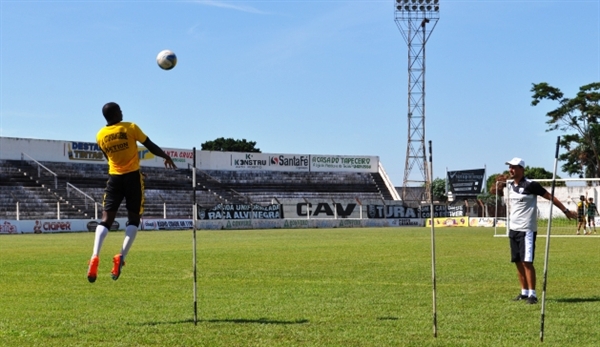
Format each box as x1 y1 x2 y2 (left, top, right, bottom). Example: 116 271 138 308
96 122 147 175
577 201 586 217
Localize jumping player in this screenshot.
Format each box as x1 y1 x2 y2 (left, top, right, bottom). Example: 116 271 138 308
87 102 176 283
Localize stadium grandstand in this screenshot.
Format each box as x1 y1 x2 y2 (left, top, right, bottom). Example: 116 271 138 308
0 136 400 221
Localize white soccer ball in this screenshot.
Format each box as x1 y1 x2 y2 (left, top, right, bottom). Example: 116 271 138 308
156 50 177 70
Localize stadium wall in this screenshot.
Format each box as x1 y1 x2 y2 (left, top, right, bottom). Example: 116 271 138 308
0 136 379 173
1 216 521 234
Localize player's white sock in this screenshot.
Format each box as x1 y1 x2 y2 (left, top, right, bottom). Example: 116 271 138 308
92 225 109 257
529 290 537 297
521 289 528 296
121 224 138 260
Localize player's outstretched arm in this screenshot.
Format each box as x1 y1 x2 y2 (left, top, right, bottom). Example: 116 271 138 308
543 192 577 220
142 138 177 169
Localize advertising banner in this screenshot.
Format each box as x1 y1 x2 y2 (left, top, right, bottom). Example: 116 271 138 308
0 218 127 233
1 217 427 233
203 152 309 172
447 168 486 197
420 205 464 218
426 217 469 227
365 204 465 219
286 201 361 219
310 155 378 173
198 218 423 230
0 220 19 234
198 203 283 220
366 205 420 219
2 136 380 174
141 219 194 230
469 217 496 227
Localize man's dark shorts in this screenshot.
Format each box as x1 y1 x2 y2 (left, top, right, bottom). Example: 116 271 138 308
103 170 145 215
509 229 537 263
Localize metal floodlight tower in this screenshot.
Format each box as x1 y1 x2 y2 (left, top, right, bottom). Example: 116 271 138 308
394 0 439 203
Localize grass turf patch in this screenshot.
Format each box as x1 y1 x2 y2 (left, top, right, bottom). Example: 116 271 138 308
0 227 598 346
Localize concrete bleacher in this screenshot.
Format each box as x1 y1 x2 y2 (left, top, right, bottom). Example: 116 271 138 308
0 160 197 219
1 159 388 220
201 170 384 204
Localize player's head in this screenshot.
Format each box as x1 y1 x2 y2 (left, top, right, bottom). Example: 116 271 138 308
505 157 524 168
580 195 585 201
102 102 123 125
589 197 594 202
505 157 525 178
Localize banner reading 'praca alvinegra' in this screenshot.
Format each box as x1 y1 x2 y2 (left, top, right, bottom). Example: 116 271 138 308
198 203 283 220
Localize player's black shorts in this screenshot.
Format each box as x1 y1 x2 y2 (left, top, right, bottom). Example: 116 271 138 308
509 229 537 263
578 215 586 223
103 170 145 215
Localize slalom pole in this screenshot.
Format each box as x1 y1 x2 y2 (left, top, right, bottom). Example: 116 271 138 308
428 140 437 338
192 147 198 325
540 136 560 342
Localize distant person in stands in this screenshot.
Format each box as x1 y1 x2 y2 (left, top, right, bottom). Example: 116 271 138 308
576 195 587 235
505 157 575 304
586 197 598 235
87 102 176 283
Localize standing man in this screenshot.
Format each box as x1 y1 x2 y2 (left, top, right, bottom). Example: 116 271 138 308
576 195 587 235
505 158 575 304
586 197 598 234
87 102 177 283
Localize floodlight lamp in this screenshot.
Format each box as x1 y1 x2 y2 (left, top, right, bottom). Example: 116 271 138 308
419 0 425 4
425 0 432 3
434 5 439 11
411 0 417 3
434 0 439 4
404 5 410 11
426 5 432 10
412 5 418 10
420 5 425 11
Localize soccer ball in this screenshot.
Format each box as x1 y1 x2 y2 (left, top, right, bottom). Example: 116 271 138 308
156 50 177 70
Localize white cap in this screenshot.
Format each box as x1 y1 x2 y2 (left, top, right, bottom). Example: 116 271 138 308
505 157 525 167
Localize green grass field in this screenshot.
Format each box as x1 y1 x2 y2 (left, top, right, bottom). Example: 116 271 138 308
0 227 598 347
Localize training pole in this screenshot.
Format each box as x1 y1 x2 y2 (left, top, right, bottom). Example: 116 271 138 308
192 147 198 325
540 136 560 342
428 140 437 338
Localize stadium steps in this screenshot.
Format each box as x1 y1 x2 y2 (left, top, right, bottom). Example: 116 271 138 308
370 172 395 200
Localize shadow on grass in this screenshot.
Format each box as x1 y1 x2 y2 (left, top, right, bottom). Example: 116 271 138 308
376 317 399 321
135 318 309 326
550 296 600 303
205 318 309 325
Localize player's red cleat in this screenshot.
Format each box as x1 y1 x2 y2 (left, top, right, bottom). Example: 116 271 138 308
87 256 99 283
111 254 125 280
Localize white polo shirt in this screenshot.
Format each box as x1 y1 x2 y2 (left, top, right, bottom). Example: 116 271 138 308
508 178 548 232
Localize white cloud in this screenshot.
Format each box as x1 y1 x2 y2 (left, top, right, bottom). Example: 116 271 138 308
193 0 270 14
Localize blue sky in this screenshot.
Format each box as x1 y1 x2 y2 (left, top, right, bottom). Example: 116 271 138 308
1 0 599 187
